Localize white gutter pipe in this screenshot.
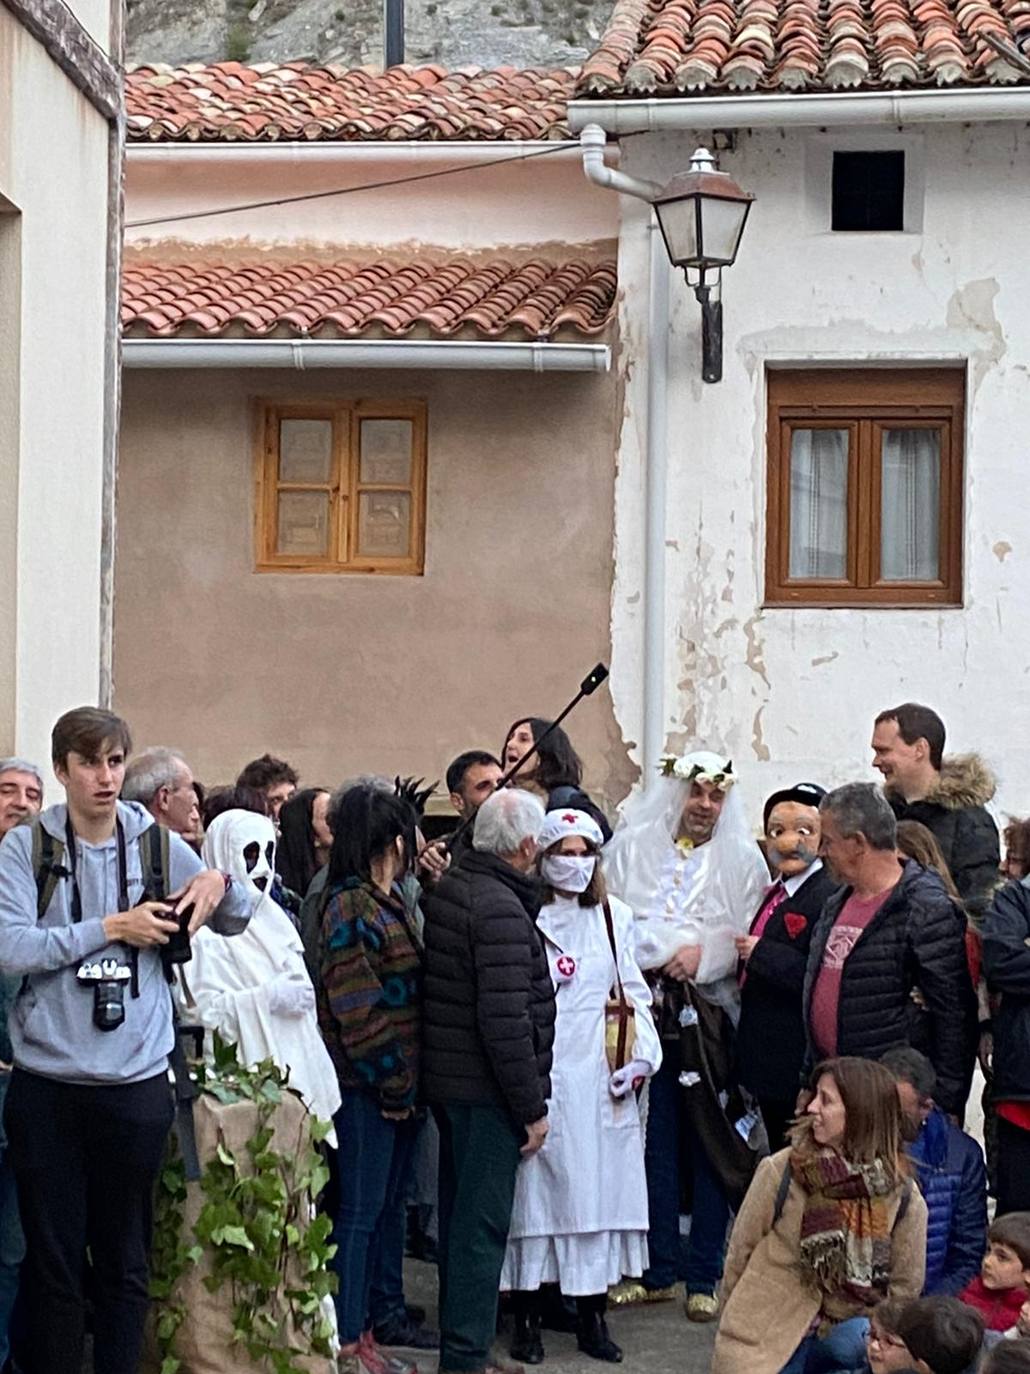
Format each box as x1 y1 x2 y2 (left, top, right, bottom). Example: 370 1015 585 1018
570 87 1030 134
579 122 662 201
127 139 589 166
580 123 668 777
121 338 611 373
640 231 670 779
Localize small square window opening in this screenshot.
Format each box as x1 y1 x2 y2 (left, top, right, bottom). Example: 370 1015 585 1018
832 150 905 232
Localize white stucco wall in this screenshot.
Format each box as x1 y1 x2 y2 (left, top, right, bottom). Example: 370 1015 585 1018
609 120 1030 821
0 12 111 769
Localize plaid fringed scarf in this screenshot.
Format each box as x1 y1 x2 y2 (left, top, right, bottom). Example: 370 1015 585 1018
790 1147 895 1323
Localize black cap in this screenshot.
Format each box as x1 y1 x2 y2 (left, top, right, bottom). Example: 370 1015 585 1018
762 782 828 831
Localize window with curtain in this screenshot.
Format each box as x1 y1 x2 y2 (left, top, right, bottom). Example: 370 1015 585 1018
766 369 963 607
255 401 427 574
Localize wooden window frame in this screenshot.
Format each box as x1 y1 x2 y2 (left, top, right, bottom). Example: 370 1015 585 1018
255 399 427 575
765 368 964 608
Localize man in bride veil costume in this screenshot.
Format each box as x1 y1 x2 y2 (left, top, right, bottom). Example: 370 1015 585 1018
604 750 769 1323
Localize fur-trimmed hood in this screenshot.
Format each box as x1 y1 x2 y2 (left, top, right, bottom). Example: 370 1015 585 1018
888 753 996 811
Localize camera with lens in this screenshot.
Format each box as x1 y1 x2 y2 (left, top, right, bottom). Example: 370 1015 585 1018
77 956 132 1032
160 902 194 975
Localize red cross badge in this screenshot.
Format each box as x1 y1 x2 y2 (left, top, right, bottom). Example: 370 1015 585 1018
555 954 577 982
562 812 578 823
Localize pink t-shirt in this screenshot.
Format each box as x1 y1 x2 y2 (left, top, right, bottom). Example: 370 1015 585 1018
810 889 892 1059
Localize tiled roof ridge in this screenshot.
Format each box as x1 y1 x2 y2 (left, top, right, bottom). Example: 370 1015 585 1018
121 253 618 340
575 0 1030 95
126 61 579 142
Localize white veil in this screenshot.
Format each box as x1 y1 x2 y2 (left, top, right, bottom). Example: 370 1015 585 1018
604 769 769 983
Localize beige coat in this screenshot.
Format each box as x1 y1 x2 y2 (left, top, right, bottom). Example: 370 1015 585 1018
712 1148 928 1374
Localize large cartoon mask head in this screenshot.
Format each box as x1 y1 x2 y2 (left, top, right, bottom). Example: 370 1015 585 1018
762 784 826 878
202 808 277 903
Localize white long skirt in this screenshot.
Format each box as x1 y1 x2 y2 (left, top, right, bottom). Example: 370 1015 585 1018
501 1229 648 1296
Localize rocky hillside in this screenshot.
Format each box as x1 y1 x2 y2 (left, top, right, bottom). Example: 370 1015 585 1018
126 0 614 71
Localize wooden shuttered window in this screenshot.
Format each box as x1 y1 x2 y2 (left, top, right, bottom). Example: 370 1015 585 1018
256 401 427 574
765 369 964 607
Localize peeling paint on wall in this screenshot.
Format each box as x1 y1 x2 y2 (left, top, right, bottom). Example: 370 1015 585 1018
743 613 771 690
946 277 1005 390
752 706 770 762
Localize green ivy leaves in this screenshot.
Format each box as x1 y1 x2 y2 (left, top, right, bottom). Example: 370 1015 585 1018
149 1035 338 1372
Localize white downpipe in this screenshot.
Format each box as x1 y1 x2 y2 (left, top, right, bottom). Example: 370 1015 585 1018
570 87 1030 134
643 228 670 778
579 122 662 202
121 338 611 372
580 123 668 775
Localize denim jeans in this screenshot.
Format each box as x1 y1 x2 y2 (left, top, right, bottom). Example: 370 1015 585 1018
779 1316 870 1373
330 1090 417 1345
0 1071 25 1367
643 1046 730 1294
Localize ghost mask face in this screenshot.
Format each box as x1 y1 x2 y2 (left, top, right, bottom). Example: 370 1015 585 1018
202 808 278 906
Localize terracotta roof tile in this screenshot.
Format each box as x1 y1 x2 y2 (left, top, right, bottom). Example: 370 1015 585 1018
126 63 576 142
577 0 1030 94
121 255 617 340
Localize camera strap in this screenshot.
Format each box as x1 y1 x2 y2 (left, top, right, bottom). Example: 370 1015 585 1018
65 814 138 997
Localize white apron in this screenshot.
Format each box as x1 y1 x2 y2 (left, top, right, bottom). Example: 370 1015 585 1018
501 894 662 1296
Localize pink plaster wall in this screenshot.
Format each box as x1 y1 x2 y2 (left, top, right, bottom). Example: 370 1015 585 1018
114 366 633 809
125 148 619 251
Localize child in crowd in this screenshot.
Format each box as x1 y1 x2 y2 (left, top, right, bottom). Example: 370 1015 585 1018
982 1340 1030 1372
959 1214 1030 1334
892 1297 984 1374
866 1298 916 1374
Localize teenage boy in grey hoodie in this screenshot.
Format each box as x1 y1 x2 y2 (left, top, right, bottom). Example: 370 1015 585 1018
0 706 249 1374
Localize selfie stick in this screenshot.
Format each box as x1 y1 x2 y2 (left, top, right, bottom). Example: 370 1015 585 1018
443 663 610 855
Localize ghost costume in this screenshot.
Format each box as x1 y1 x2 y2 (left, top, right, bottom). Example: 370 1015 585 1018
183 809 341 1135
501 811 661 1297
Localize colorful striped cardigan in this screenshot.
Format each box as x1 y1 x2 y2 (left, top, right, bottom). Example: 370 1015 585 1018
318 878 422 1112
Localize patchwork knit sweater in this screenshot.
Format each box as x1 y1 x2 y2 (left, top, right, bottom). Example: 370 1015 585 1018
318 878 422 1112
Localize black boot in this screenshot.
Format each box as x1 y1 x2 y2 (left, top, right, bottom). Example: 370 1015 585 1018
576 1296 622 1364
539 1284 578 1333
510 1293 545 1365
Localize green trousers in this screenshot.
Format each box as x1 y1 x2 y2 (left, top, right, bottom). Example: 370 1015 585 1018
435 1103 523 1373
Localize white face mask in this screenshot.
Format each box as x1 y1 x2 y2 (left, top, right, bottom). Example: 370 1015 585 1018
542 854 596 894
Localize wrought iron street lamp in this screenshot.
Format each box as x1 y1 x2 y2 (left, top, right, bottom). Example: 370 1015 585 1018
652 148 754 384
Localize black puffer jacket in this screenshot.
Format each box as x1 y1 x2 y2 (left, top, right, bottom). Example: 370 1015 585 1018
802 861 977 1114
421 849 555 1126
981 878 1030 1102
888 754 1000 915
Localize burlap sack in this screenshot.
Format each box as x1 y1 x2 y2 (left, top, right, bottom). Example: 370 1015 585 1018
143 1091 335 1374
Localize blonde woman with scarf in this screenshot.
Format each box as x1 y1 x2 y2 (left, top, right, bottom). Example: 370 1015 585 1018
713 1057 927 1374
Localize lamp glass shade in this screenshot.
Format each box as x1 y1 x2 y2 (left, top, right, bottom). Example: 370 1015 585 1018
654 195 699 267
653 163 754 272
699 195 751 265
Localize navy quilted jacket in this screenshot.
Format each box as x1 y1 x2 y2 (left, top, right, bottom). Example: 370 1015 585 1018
909 1106 987 1295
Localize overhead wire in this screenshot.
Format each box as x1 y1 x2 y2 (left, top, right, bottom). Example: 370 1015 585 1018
125 140 587 229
